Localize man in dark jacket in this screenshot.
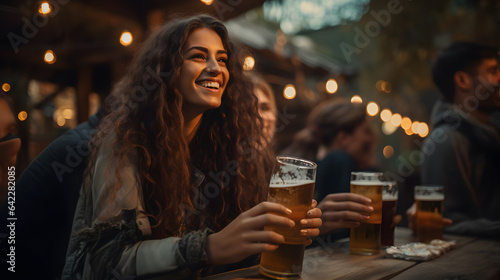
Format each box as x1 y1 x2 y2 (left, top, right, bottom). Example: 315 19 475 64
416 42 500 237
0 109 104 280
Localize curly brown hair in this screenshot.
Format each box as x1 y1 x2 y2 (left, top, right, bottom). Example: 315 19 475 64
85 15 273 238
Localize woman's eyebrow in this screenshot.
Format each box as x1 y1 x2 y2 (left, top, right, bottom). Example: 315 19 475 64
185 46 227 55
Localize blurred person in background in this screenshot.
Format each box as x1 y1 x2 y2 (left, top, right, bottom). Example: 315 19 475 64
0 90 114 279
0 94 20 203
408 42 500 237
282 100 380 242
248 73 277 146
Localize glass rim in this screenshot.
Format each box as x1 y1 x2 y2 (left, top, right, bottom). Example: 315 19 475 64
276 155 317 169
351 171 384 176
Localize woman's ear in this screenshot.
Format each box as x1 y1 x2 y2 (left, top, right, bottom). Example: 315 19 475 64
454 71 472 91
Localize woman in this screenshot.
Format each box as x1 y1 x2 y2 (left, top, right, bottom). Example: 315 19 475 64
282 100 376 240
62 15 321 280
250 74 277 145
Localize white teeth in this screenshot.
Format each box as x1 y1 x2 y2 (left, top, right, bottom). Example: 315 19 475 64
199 81 220 89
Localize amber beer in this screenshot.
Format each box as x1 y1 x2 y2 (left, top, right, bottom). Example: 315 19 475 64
260 156 316 279
350 172 383 255
260 181 315 279
381 182 398 247
415 186 444 243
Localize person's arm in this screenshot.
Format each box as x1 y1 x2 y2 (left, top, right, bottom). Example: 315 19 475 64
419 127 491 235
63 146 213 279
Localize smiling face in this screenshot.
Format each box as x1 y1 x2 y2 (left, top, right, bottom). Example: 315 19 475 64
177 28 230 117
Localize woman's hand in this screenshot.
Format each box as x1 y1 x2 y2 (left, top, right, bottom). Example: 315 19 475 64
300 199 322 246
206 201 295 265
317 193 373 235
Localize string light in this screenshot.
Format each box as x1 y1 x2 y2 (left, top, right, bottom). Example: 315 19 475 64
380 109 392 122
18 111 28 121
382 122 398 135
366 102 379 116
411 121 420 134
418 122 429 137
200 0 214 5
243 56 255 70
283 84 296 99
383 145 394 158
390 113 402 127
401 117 412 130
57 116 66 126
2 83 10 92
326 79 338 94
120 31 133 46
39 2 51 14
44 50 56 64
351 95 362 103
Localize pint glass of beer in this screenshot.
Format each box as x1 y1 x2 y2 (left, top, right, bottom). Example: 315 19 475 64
260 156 316 279
349 172 383 255
381 182 398 247
415 185 444 243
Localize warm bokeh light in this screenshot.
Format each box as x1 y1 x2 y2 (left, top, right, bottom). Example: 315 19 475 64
382 122 398 135
401 117 412 130
283 84 296 99
418 122 429 137
366 102 379 116
405 128 414 136
383 145 394 159
326 79 338 94
375 80 384 91
390 113 402 127
243 56 255 70
351 95 363 103
381 81 392 93
39 2 51 14
57 116 66 126
200 0 214 5
44 50 56 64
411 121 420 134
2 83 10 92
62 109 74 119
120 31 133 46
380 109 392 122
18 111 28 121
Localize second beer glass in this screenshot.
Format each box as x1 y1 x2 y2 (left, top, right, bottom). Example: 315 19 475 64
415 185 444 243
350 172 383 255
260 156 317 279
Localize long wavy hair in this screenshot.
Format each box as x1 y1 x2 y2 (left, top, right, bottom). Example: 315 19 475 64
84 15 273 238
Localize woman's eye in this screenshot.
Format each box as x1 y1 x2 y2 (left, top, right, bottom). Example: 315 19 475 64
193 54 205 60
218 57 227 64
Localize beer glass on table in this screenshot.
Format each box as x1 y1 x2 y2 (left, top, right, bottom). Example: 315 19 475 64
349 172 383 255
415 185 444 243
381 182 398 247
259 156 317 279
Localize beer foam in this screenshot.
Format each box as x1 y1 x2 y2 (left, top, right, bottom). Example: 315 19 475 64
351 180 383 186
382 195 398 201
415 194 444 201
269 180 315 188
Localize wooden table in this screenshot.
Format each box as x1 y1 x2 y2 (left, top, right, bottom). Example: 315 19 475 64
202 227 500 280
